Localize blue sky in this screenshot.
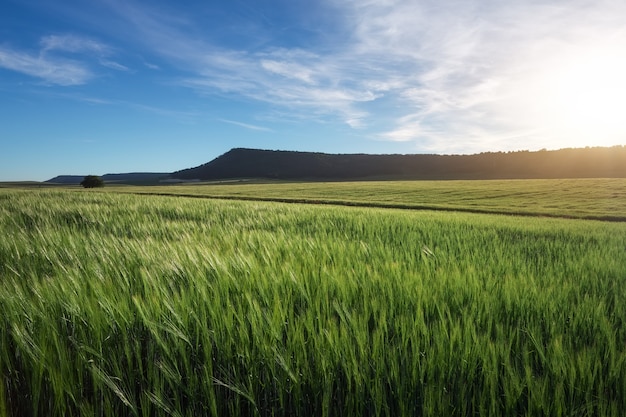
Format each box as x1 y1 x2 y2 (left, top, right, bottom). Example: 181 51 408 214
2 0 626 181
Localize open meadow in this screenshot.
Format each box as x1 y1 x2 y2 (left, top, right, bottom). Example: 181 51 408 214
1 182 626 416
112 178 626 221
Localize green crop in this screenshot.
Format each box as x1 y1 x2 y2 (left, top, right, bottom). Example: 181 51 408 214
108 178 626 220
1 188 625 416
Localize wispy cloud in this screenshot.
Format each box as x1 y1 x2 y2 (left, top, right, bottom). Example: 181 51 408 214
88 0 626 151
0 46 92 85
337 0 626 151
219 119 273 132
32 90 200 122
40 34 112 55
92 0 379 128
99 59 129 71
126 102 199 121
82 96 199 121
144 62 160 70
260 56 316 85
178 48 377 128
41 34 129 72
0 34 127 85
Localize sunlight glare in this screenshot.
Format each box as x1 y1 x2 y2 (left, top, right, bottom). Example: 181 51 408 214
541 46 626 147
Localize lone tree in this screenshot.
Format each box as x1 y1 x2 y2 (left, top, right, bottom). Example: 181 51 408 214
80 175 105 188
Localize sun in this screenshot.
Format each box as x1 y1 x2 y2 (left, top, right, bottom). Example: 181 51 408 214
538 45 626 147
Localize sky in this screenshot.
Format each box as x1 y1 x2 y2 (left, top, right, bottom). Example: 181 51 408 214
1 0 626 181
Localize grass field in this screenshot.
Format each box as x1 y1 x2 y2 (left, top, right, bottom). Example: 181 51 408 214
1 185 626 416
109 178 626 220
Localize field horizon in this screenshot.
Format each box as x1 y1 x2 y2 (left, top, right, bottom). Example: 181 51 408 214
104 178 626 222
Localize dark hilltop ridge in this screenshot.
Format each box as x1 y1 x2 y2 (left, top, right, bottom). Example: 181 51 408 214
47 172 170 185
172 146 626 181
44 146 626 184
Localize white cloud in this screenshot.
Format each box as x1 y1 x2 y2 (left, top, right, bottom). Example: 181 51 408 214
99 59 129 71
144 62 160 70
334 0 626 152
219 119 273 132
40 34 112 55
178 48 376 128
90 0 626 152
0 34 128 85
0 46 92 85
90 1 378 128
40 34 130 72
260 60 315 84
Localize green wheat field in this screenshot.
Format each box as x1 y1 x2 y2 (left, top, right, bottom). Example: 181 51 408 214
1 180 626 416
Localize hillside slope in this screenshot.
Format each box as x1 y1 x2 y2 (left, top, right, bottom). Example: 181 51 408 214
172 146 626 180
47 173 170 185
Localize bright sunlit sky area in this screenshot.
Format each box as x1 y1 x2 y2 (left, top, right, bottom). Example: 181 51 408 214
1 0 626 181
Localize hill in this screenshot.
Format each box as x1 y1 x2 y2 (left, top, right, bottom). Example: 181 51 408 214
47 173 170 185
172 146 626 181
46 175 85 184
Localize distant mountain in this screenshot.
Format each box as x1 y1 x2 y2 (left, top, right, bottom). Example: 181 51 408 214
45 146 626 184
46 175 85 184
172 146 626 181
47 173 171 185
100 173 171 184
